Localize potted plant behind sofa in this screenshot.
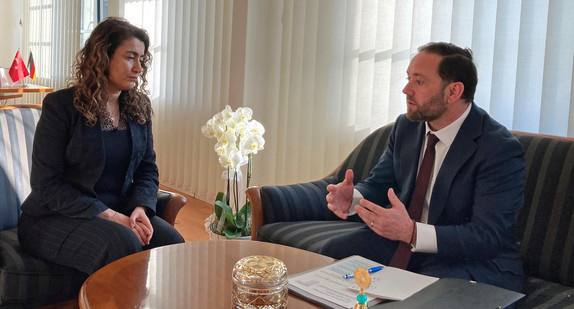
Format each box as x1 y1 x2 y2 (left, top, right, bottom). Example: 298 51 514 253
202 105 265 239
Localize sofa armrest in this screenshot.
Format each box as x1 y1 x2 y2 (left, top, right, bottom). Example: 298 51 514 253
156 190 187 226
246 177 340 239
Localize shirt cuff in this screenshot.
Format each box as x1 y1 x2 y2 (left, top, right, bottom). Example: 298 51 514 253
411 223 438 253
345 189 364 216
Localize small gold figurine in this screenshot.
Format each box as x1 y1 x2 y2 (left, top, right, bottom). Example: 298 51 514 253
353 267 371 309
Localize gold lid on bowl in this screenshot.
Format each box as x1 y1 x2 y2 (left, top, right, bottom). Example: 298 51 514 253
232 255 288 289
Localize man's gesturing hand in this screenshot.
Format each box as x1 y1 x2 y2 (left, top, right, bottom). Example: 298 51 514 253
355 188 413 243
326 169 355 219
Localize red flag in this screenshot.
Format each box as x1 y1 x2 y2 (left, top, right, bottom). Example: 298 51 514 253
27 51 36 81
9 50 29 83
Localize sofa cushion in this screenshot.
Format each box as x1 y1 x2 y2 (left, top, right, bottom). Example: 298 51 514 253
257 221 365 254
0 228 87 307
516 277 574 308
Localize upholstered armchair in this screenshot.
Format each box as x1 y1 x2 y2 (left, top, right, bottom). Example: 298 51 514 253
0 105 187 307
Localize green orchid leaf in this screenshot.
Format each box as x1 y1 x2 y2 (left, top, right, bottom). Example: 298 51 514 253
225 212 237 226
235 213 246 229
214 200 236 226
215 191 225 202
243 201 251 217
223 228 242 239
214 192 227 218
214 204 222 218
234 201 251 229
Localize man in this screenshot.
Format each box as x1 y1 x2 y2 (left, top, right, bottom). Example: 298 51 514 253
323 42 524 292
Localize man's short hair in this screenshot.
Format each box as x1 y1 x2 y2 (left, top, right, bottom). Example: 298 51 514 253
418 42 478 102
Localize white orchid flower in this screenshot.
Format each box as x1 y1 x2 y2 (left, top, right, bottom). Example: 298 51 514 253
217 130 237 147
221 105 234 122
216 144 239 158
234 107 253 123
225 119 238 132
247 120 265 136
201 123 216 138
235 121 249 137
212 113 224 127
218 154 230 168
213 124 226 140
241 135 265 155
214 144 227 156
218 150 243 169
230 151 243 169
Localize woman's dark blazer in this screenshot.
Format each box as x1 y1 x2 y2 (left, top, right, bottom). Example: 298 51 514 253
20 87 159 219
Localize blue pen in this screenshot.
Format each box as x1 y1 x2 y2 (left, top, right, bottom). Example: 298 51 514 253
343 266 383 279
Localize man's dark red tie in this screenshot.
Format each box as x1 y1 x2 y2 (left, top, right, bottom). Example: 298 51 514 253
388 133 439 269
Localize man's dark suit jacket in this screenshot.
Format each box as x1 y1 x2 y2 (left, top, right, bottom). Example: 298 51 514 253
20 87 159 219
355 103 525 291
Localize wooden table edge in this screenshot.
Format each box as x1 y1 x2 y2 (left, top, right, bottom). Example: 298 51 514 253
78 240 336 308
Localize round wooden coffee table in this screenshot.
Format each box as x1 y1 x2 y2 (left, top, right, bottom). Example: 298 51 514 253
79 240 335 308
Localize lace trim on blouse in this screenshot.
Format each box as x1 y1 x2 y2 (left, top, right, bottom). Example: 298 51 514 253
100 109 128 131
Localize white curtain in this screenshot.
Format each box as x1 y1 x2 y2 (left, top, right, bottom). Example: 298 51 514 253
124 0 574 202
243 0 574 191
21 0 81 104
121 0 239 202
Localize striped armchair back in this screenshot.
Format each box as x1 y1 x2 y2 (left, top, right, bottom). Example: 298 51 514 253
513 132 574 287
332 123 393 184
0 105 42 231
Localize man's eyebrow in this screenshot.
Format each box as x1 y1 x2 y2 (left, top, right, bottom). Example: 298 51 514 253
406 72 425 78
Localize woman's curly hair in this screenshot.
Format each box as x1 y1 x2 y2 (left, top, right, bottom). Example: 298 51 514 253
68 17 153 126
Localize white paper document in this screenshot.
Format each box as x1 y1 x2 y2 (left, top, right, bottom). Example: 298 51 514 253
288 255 438 309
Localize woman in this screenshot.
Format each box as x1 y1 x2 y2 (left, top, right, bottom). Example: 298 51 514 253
18 17 184 275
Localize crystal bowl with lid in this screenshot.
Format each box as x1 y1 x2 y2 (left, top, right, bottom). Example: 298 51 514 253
232 255 288 308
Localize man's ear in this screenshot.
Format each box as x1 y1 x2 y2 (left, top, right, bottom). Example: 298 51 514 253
447 81 464 104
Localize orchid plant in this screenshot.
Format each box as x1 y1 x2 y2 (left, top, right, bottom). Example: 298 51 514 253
201 105 265 238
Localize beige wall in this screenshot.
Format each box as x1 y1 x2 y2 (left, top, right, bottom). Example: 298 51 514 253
107 0 120 17
0 0 23 68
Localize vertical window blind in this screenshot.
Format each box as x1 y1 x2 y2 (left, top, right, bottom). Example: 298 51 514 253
25 0 574 203
23 0 81 104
